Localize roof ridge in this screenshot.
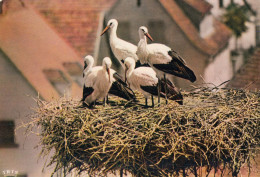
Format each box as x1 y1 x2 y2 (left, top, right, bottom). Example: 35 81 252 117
159 0 218 56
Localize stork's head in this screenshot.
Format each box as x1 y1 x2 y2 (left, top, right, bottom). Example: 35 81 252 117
101 19 118 36
83 55 94 69
124 57 136 83
124 57 135 70
103 57 112 82
139 26 153 41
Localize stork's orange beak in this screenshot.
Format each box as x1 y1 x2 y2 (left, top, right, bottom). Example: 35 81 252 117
101 26 110 36
145 33 153 41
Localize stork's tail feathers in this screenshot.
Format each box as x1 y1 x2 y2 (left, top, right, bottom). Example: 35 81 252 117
109 81 136 101
161 80 183 105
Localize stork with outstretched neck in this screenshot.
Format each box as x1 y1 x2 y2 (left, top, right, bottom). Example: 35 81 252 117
136 26 196 104
101 19 139 66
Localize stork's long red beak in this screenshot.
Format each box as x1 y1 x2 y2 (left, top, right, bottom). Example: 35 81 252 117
107 68 111 83
145 33 153 41
101 26 110 36
124 66 128 83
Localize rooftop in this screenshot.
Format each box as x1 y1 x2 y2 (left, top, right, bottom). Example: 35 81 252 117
227 48 260 91
183 0 212 16
0 0 82 100
28 0 116 57
159 0 232 56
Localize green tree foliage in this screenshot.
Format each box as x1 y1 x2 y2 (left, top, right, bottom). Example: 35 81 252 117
223 3 250 38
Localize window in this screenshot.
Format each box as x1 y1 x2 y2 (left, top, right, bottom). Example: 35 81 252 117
0 120 18 148
43 69 71 96
148 20 166 43
117 21 131 41
63 62 83 87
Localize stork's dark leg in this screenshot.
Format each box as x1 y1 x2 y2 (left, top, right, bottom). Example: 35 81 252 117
158 79 161 106
151 95 154 107
164 74 168 104
145 98 148 107
82 101 88 107
103 97 107 106
106 95 109 104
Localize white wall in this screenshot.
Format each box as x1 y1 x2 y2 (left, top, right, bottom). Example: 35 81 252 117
237 21 256 49
206 0 244 17
204 47 233 87
200 14 214 38
0 52 53 177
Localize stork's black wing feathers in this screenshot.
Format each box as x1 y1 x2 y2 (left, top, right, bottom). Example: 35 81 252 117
109 73 136 101
140 85 158 96
153 50 196 82
141 80 183 105
81 86 94 101
161 79 183 105
135 60 150 68
109 81 136 101
113 72 127 86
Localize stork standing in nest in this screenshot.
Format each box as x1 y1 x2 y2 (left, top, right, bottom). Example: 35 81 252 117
124 57 183 107
136 26 196 104
82 56 135 107
101 19 140 67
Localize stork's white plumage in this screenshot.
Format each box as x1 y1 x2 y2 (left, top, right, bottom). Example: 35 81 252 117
136 26 196 82
82 57 135 107
82 57 112 106
124 57 183 106
83 55 94 78
101 19 139 65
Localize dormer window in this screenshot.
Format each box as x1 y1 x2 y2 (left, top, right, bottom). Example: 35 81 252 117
43 69 71 96
148 20 166 43
219 0 224 8
117 21 131 42
63 62 83 87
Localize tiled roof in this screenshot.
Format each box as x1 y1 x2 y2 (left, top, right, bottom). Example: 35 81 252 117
159 0 232 56
205 19 232 56
183 0 212 16
28 0 116 57
227 48 260 91
28 0 231 58
0 1 82 100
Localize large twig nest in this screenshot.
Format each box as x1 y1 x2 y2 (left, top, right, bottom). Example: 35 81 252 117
27 87 259 177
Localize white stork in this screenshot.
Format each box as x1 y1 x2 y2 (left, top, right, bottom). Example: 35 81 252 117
137 26 196 82
136 26 196 104
83 55 94 78
100 19 139 66
124 57 183 107
82 57 135 107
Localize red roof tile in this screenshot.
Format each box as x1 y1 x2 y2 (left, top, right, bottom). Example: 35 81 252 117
227 48 260 91
28 0 116 57
159 0 232 56
183 0 212 15
29 0 231 58
0 1 82 100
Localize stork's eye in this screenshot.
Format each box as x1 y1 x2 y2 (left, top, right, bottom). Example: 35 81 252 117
109 22 113 26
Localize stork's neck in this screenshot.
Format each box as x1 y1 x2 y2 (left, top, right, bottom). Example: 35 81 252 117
84 61 93 73
137 36 149 64
126 64 135 79
109 26 118 43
